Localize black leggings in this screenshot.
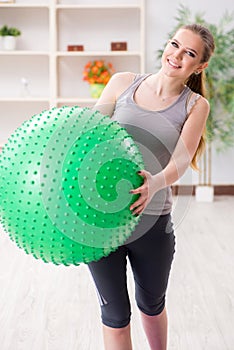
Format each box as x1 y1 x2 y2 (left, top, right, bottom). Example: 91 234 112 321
88 213 175 328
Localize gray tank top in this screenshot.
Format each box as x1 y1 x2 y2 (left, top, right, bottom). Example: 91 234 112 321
112 74 200 215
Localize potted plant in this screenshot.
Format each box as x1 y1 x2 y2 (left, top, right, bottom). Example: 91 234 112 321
0 25 21 50
83 60 114 98
157 5 234 201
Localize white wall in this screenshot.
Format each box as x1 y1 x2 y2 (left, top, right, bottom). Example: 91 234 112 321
145 0 234 185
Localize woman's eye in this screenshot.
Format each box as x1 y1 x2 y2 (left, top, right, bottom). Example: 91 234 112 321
170 41 179 48
170 40 196 58
186 51 196 58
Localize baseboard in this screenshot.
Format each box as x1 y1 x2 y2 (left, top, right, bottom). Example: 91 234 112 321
213 185 234 195
172 185 234 196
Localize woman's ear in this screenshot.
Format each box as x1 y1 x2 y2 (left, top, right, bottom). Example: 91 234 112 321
196 62 209 74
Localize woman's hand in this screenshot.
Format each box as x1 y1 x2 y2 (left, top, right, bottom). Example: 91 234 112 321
129 170 165 215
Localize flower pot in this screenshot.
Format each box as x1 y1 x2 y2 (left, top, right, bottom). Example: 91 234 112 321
89 83 105 99
195 185 214 202
3 36 16 50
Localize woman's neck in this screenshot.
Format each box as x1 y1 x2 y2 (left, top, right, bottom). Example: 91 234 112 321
146 72 185 101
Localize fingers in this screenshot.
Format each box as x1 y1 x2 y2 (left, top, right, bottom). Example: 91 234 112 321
129 169 149 195
129 170 150 214
132 203 146 216
130 195 147 215
129 185 144 195
130 195 148 214
129 195 146 211
130 171 148 215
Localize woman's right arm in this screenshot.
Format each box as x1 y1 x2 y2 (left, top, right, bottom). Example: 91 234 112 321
92 72 136 117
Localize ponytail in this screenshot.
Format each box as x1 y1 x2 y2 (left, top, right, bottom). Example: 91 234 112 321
186 71 207 96
186 71 207 170
179 24 215 170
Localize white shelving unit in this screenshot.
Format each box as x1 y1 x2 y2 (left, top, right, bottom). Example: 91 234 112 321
0 0 145 147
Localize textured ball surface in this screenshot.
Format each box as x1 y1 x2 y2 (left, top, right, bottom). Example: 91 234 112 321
0 106 144 265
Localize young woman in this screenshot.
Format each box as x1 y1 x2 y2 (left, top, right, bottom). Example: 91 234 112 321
88 24 215 350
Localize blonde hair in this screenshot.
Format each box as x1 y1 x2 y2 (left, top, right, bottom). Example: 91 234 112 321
179 24 215 169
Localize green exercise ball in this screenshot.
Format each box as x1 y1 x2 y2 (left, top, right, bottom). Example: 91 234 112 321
0 106 144 265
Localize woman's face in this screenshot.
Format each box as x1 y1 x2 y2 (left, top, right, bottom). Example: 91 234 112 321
161 28 208 80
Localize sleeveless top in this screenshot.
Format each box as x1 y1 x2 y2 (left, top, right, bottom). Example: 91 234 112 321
111 73 200 215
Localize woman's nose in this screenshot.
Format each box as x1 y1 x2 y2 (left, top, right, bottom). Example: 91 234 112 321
173 48 183 59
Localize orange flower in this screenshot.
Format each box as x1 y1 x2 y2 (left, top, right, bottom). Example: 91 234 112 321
96 60 104 68
83 60 114 85
85 61 92 69
91 66 99 74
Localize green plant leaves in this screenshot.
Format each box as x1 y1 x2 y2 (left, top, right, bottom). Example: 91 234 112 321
0 25 21 37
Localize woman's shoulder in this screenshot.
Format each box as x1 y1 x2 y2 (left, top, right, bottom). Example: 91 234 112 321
111 72 151 99
105 72 136 100
93 72 137 115
186 88 210 116
110 71 136 87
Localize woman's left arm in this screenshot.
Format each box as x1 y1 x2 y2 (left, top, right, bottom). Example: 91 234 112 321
130 96 210 215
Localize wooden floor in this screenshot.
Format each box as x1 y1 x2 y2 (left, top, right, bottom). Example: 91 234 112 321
0 196 233 350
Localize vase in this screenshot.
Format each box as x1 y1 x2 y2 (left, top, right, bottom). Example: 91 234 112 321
3 36 16 50
89 83 105 99
195 185 214 202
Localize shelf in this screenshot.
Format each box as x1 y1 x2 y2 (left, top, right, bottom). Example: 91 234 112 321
56 97 97 108
56 97 96 104
56 51 142 57
57 7 141 52
0 4 49 8
56 4 141 10
0 7 50 52
0 97 50 102
1 0 145 139
0 51 49 56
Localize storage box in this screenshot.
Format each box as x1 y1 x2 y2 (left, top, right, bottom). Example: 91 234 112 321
111 42 127 51
67 45 84 51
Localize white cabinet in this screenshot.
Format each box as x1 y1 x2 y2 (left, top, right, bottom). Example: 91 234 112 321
0 0 145 147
